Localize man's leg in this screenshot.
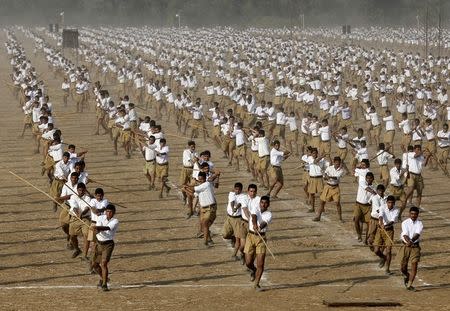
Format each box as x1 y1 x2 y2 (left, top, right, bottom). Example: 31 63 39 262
254 253 266 288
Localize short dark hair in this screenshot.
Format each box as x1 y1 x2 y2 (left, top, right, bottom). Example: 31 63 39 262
386 195 396 202
105 204 116 213
410 206 420 213
234 182 243 190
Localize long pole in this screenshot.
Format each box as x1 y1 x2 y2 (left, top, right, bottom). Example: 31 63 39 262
425 1 429 57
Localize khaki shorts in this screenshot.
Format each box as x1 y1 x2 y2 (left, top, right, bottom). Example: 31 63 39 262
368 218 379 242
222 215 242 239
398 244 421 264
380 165 389 181
234 144 246 157
384 130 395 144
319 184 340 202
437 147 449 163
59 207 71 225
23 114 32 125
258 155 269 171
406 173 424 195
270 166 283 183
251 151 259 165
337 148 348 161
87 222 97 242
386 184 406 203
143 161 155 174
244 232 266 256
179 167 193 185
353 202 371 223
401 134 412 147
286 130 298 143
121 130 131 143
93 240 115 263
155 163 169 178
69 218 90 237
49 179 65 199
200 204 217 224
319 141 331 155
308 176 323 194
374 227 394 247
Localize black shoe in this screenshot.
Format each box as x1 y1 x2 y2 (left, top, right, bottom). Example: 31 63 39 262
101 284 110 292
97 280 103 288
406 285 416 291
254 284 263 292
72 249 81 258
250 271 256 282
403 274 410 288
378 257 386 268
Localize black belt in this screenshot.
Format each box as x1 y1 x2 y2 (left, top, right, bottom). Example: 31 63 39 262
236 144 244 147
157 162 168 166
356 202 371 206
259 155 269 158
146 159 155 162
97 240 114 245
409 172 421 176
201 204 216 209
310 175 323 178
227 214 241 219
272 165 281 168
183 166 193 168
249 230 265 236
371 217 379 220
402 242 420 248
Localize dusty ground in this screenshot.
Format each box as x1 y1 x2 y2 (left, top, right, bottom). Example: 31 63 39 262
1 30 450 311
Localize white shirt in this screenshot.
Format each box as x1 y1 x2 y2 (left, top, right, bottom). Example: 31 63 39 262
377 150 393 165
270 148 284 166
255 137 270 157
226 192 246 217
242 195 260 221
182 149 197 167
318 126 330 141
324 165 345 186
155 145 169 164
194 181 216 207
437 130 450 147
232 128 245 146
96 214 119 242
89 198 109 222
400 218 423 244
399 119 411 134
380 207 399 226
370 194 387 218
248 209 272 234
307 156 326 177
53 160 71 180
383 115 395 131
408 154 425 174
143 144 157 161
356 180 375 204
389 167 405 187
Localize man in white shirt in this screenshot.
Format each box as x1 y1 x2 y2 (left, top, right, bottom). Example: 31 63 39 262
92 204 119 292
155 138 171 199
376 143 394 186
306 148 327 213
399 206 423 291
383 110 396 152
140 136 157 190
244 195 272 291
314 156 346 222
180 140 197 198
268 140 291 199
436 123 450 172
49 152 71 212
222 182 247 260
68 183 92 259
405 145 430 208
354 172 376 244
387 158 408 218
398 113 412 152
191 172 217 247
374 195 399 275
254 129 270 189
231 122 249 171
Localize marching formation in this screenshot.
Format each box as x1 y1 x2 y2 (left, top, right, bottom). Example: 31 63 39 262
6 23 450 292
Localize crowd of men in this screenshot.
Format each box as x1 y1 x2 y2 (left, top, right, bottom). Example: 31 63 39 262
7 23 450 291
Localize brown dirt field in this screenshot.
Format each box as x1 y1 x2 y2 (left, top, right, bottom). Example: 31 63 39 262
1 30 450 311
